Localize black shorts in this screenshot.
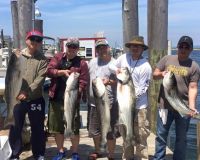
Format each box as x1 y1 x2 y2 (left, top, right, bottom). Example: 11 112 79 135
48 100 81 135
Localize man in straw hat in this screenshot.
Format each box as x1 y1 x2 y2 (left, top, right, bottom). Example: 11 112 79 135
109 36 152 159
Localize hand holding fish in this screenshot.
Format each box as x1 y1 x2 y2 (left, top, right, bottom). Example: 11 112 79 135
12 48 21 57
17 91 28 101
116 68 122 75
102 77 110 86
162 70 168 77
57 69 71 77
153 69 168 80
188 108 199 117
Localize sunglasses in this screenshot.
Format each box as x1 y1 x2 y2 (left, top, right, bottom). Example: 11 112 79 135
130 45 144 49
178 46 190 50
29 36 43 43
67 45 78 49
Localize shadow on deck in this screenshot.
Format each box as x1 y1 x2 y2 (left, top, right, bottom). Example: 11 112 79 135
18 128 173 160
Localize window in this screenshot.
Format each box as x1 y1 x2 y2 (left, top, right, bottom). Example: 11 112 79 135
86 48 92 57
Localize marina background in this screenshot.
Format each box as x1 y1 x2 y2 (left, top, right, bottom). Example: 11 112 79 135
0 0 200 158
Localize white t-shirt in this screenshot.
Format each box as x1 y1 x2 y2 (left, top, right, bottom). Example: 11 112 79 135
109 53 152 109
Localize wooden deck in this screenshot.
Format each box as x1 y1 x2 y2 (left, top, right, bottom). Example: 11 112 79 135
18 129 173 160
0 111 173 160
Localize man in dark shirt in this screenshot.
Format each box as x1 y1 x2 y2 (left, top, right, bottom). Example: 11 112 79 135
153 36 200 160
47 37 89 160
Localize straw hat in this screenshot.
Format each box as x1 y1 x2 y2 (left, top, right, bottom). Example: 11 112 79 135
125 36 148 50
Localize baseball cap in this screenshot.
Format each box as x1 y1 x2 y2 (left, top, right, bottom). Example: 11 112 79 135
65 37 79 47
177 36 193 49
26 30 43 40
95 39 109 48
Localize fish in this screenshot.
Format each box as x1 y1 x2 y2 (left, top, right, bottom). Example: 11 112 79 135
92 77 111 152
63 72 80 137
163 71 200 119
4 49 25 127
117 67 135 149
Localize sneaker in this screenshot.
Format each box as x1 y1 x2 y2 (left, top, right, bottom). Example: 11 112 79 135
71 152 80 160
52 152 66 160
37 155 45 160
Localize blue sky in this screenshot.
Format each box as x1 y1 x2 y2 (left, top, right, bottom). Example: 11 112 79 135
0 0 200 47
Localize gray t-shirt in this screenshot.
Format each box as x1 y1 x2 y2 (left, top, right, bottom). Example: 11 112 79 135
157 55 200 104
88 57 117 106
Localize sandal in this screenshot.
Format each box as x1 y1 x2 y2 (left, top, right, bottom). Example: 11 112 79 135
88 152 102 160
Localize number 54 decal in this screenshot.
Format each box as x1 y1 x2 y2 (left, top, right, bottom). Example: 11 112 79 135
31 104 42 111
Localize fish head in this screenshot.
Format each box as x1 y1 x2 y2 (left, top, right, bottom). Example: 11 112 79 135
163 71 176 91
117 67 131 84
66 72 80 90
92 77 106 98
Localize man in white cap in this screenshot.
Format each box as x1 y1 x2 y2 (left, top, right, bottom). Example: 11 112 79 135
88 39 119 160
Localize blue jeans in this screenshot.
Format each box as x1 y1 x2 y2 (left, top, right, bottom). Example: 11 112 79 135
153 109 190 160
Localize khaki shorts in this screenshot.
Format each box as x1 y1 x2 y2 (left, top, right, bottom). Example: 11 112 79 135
47 100 81 135
88 101 120 140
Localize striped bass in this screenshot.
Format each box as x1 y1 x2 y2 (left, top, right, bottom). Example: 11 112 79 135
64 72 80 137
92 77 111 152
4 49 25 127
117 67 135 149
163 71 200 119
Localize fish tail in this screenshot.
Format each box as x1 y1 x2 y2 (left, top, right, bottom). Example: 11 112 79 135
65 128 73 138
100 142 107 152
